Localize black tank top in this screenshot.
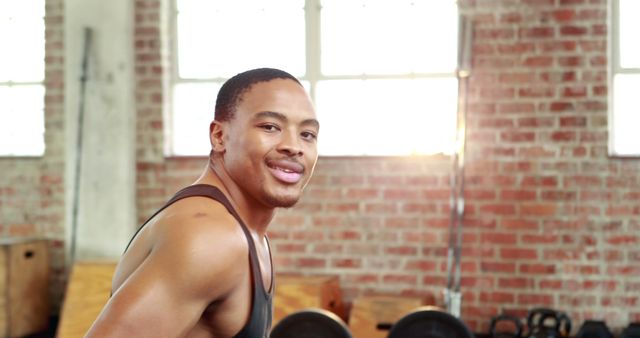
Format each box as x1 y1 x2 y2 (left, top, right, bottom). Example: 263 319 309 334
123 184 273 338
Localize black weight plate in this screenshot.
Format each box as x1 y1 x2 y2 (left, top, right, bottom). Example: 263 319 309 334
576 320 613 338
387 306 474 338
270 308 352 338
620 323 640 338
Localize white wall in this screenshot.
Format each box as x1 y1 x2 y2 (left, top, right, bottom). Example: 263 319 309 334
64 0 137 261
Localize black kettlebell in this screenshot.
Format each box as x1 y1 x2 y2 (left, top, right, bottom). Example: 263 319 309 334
576 320 613 338
557 312 572 337
527 308 560 338
490 314 523 338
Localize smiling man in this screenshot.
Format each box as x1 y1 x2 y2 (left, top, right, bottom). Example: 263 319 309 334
85 68 319 338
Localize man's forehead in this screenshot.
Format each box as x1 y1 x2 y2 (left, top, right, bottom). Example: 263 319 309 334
236 79 315 115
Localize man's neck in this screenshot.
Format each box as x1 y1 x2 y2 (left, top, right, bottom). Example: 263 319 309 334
193 160 275 237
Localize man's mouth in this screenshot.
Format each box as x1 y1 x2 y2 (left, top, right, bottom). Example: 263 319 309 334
266 159 304 184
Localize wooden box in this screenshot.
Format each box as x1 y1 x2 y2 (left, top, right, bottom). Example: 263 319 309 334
273 274 345 325
0 239 50 338
349 295 424 338
56 261 117 338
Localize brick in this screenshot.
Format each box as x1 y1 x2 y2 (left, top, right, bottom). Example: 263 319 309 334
499 277 534 289
476 28 516 40
480 291 515 303
517 117 554 128
479 118 515 128
480 204 517 215
501 248 538 260
332 258 362 268
497 42 536 54
499 103 536 114
500 12 523 23
405 260 437 272
539 41 578 53
560 25 588 36
560 116 587 127
519 27 555 39
548 9 576 21
296 258 326 268
501 190 537 200
551 131 576 142
383 274 417 285
522 176 558 187
500 131 536 142
523 56 554 68
558 56 584 67
481 232 518 245
517 294 554 306
501 219 539 230
383 189 419 200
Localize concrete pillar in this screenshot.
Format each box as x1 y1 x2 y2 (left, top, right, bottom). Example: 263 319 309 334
64 0 136 261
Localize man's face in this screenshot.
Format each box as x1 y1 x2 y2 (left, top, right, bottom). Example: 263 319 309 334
221 78 319 208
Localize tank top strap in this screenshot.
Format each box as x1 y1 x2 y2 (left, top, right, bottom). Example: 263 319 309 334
123 184 256 253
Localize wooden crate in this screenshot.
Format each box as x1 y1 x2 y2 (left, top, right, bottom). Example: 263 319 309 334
349 295 424 338
274 274 345 324
56 261 117 338
0 239 50 338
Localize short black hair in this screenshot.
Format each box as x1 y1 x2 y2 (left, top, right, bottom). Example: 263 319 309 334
214 68 302 122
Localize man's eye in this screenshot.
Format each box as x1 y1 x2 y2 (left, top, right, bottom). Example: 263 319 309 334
301 131 317 140
260 124 280 132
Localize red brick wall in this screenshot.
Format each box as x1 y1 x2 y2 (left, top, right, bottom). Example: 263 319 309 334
129 0 640 332
460 0 639 330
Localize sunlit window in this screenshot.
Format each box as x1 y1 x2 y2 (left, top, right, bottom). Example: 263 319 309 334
610 0 640 156
170 0 459 156
0 1 46 156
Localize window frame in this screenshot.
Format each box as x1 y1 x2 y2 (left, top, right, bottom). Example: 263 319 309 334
608 0 640 157
168 0 459 157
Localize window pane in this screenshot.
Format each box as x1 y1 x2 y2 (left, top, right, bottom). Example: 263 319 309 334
0 1 45 82
321 0 458 75
0 85 45 156
171 82 221 156
611 74 640 156
619 0 640 68
315 78 458 156
177 0 305 79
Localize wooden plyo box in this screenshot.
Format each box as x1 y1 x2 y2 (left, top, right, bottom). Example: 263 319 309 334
349 295 424 338
56 261 116 338
0 239 50 338
273 274 345 325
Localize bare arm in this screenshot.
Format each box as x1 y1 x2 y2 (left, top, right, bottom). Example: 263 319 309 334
85 213 247 338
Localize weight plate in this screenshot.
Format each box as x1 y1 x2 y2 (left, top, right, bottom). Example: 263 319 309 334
270 308 352 338
387 306 474 338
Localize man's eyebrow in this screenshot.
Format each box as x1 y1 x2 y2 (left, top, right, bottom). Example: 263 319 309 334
254 111 287 122
254 111 320 129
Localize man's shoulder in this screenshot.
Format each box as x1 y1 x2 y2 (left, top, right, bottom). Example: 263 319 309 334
152 196 249 267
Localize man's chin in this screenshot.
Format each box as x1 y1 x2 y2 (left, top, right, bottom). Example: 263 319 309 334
264 193 301 208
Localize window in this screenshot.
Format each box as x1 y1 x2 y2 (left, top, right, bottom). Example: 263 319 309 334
0 1 46 156
170 0 459 156
609 0 640 156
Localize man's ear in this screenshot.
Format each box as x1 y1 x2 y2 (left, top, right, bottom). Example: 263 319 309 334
210 120 226 153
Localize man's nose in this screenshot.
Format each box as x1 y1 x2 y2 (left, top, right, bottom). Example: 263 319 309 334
277 130 303 157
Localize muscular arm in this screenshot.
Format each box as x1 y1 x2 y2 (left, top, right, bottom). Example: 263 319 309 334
85 212 247 338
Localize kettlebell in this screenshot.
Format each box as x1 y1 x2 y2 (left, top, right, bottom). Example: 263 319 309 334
527 308 560 338
557 312 572 337
576 320 613 338
490 314 523 338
